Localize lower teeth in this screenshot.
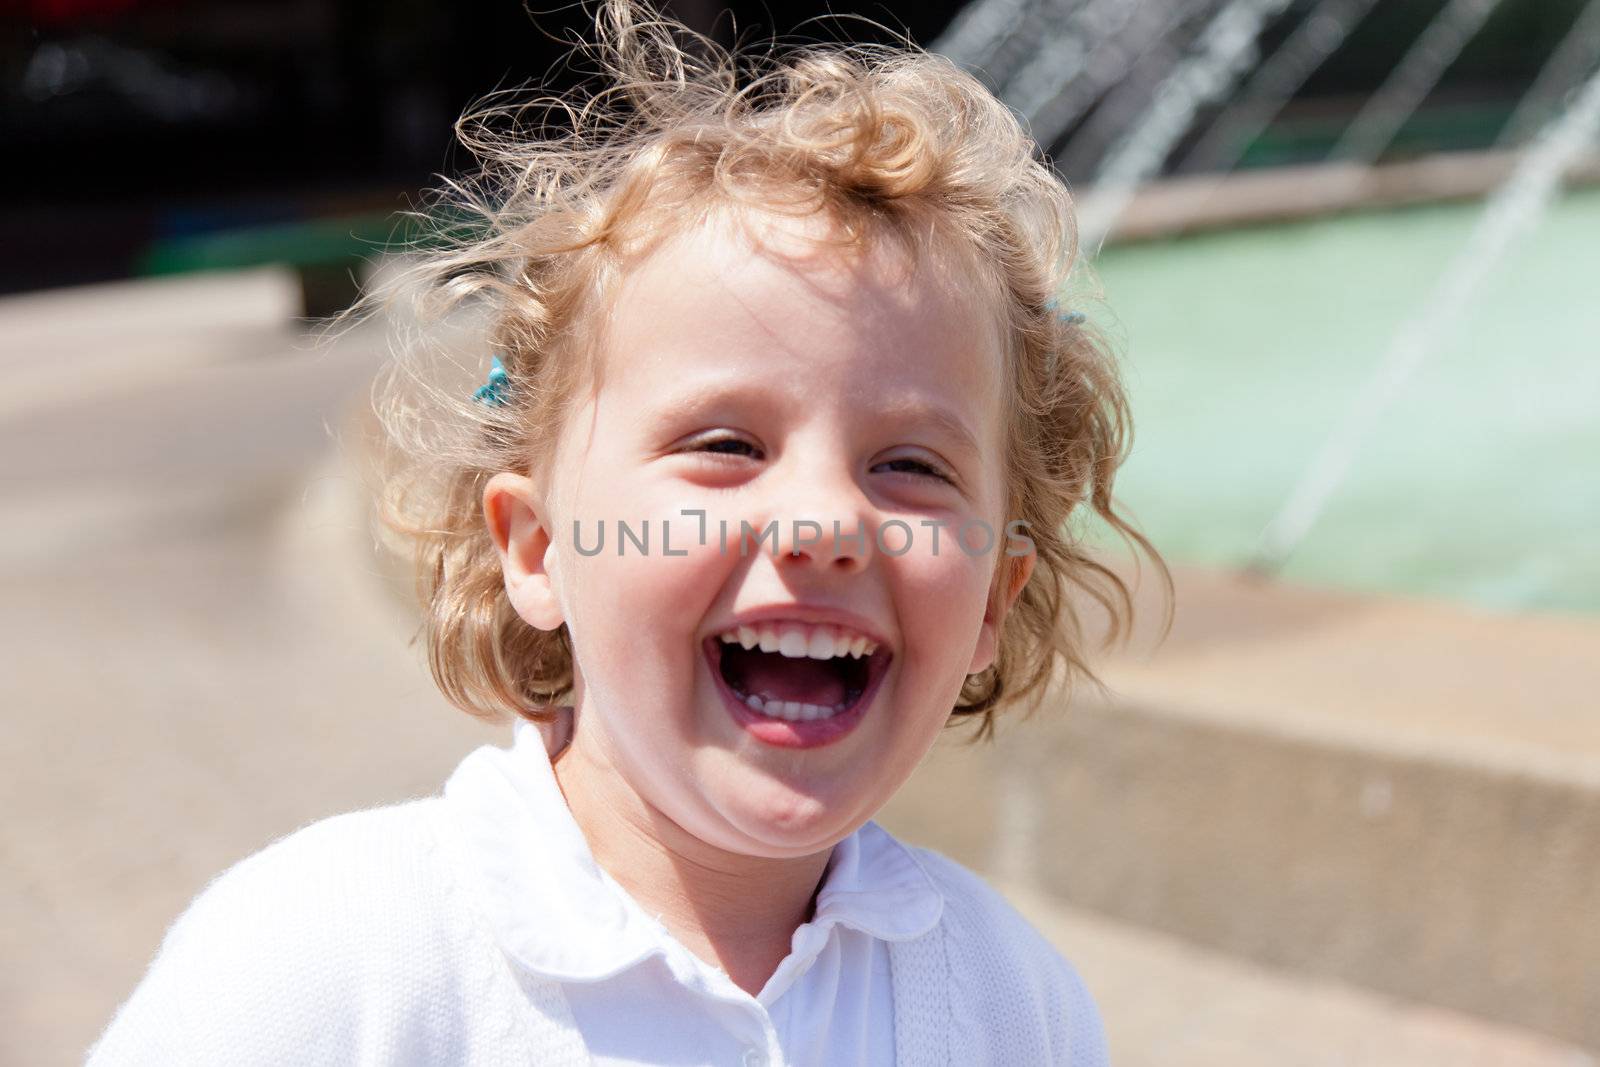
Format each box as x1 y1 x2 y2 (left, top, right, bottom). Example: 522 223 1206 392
741 693 848 722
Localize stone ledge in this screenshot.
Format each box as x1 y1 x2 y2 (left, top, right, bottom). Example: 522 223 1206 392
881 567 1600 1050
1105 148 1600 242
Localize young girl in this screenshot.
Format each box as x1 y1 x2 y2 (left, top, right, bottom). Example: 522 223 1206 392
89 3 1161 1063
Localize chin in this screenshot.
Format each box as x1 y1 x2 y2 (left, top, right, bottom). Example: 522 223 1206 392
711 777 865 856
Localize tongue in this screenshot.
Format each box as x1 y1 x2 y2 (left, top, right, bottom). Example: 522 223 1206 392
741 653 847 707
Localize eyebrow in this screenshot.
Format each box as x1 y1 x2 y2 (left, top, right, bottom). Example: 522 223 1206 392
872 396 984 461
644 377 785 427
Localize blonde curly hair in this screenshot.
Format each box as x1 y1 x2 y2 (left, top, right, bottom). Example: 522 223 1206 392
357 0 1168 742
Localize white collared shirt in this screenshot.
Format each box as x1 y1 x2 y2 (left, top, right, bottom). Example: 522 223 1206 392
89 719 1110 1065
438 718 944 1067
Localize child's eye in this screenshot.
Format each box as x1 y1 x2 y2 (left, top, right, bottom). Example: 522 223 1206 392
689 434 763 460
876 457 953 484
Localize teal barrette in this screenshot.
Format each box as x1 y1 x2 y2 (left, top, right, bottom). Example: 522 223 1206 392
1043 296 1085 325
474 356 510 407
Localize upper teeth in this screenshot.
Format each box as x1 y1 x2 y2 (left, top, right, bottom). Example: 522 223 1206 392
717 623 879 660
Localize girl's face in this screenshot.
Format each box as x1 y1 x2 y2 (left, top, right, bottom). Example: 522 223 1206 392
490 208 1032 859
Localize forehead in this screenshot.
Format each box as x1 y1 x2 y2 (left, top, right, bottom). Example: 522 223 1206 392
594 207 1008 448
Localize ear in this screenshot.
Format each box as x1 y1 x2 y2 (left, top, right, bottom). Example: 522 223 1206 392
483 472 565 631
967 546 1036 676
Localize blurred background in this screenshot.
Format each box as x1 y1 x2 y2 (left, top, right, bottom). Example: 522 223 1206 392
3 0 1597 1063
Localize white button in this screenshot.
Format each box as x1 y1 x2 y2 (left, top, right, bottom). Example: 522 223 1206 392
741 1047 767 1067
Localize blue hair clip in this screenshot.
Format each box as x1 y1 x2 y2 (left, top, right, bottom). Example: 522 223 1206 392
474 356 510 407
1043 296 1086 326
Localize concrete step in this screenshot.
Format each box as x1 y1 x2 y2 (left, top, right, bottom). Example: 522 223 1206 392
880 567 1600 1051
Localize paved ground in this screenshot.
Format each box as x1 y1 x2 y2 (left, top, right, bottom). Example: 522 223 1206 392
1012 884 1594 1067
3 268 1592 1064
0 270 500 1063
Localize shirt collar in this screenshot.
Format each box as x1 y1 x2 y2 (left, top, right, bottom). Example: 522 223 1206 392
440 716 943 983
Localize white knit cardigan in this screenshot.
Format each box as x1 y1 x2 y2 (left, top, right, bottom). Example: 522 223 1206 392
87 798 1110 1065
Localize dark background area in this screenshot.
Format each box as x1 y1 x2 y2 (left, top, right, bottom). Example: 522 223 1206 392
1 0 1588 296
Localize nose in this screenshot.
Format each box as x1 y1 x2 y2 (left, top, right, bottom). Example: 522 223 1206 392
760 457 873 575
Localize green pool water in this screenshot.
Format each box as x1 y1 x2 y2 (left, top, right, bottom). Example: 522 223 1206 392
1089 186 1600 616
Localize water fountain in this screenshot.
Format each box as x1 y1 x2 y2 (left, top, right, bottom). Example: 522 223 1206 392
936 0 1597 588
930 0 1036 73
1495 0 1600 147
1008 0 1134 111
1329 0 1507 164
1174 0 1381 176
1046 0 1223 177
1074 0 1298 251
1000 0 1145 123
1025 0 1217 160
1250 62 1600 574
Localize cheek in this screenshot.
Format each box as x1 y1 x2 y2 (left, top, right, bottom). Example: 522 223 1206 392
560 474 742 687
559 535 728 687
899 540 995 672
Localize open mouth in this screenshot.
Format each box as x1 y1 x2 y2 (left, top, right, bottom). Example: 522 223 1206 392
704 627 892 724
